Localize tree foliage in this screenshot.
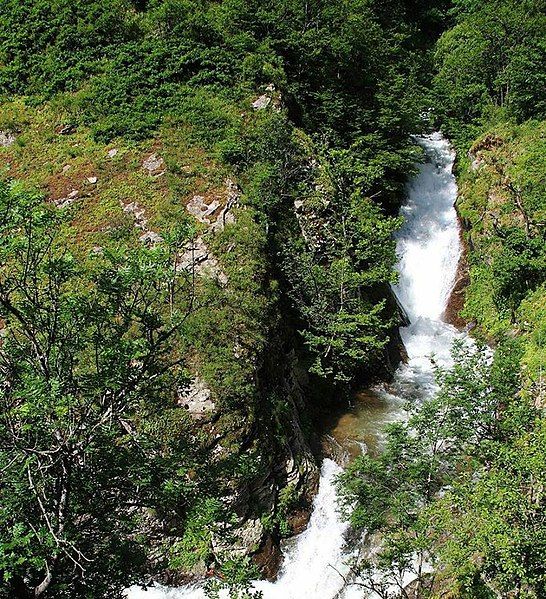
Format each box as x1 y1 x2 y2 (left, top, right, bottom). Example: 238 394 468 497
338 340 545 598
0 183 199 597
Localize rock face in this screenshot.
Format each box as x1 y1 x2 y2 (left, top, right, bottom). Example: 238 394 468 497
178 377 216 418
212 518 264 559
252 94 272 110
444 219 469 329
177 236 228 286
186 195 220 224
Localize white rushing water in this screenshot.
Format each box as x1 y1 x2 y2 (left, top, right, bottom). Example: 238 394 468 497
126 132 461 599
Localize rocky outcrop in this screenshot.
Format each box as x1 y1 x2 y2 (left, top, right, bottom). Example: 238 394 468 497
178 179 242 286
142 152 165 175
120 199 164 245
444 219 469 329
178 377 216 419
0 131 16 147
251 84 282 112
177 236 228 286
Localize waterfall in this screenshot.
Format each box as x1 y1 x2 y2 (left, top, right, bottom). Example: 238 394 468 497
126 132 462 599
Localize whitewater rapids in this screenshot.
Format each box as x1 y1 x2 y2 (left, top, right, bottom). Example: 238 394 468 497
126 132 462 599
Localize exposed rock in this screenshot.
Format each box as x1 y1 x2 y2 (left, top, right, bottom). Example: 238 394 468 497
121 200 148 230
186 195 220 224
107 148 118 158
213 179 240 231
142 152 164 174
444 213 469 329
139 231 164 245
470 157 483 171
62 165 71 174
178 377 215 418
54 189 80 208
0 131 16 147
177 236 228 286
251 84 282 112
252 94 272 110
87 176 98 184
120 199 167 248
212 518 264 560
253 536 283 580
468 133 504 171
56 123 77 135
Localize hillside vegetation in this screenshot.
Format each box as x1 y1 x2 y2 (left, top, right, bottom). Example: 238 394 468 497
340 1 546 597
0 1 448 597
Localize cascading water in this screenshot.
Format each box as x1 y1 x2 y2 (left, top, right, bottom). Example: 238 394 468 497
126 132 462 599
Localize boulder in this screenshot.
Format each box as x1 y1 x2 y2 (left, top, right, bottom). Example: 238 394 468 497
0 131 16 147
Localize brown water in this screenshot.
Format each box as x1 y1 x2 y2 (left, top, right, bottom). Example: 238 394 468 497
323 387 406 459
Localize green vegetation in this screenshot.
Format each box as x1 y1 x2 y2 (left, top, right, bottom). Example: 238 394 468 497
0 0 453 596
434 0 546 149
1 0 544 596
340 1 546 597
339 341 544 597
0 183 196 597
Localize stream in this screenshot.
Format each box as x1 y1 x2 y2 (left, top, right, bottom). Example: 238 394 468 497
126 132 462 599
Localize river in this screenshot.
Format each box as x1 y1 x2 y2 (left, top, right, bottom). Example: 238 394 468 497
126 132 462 599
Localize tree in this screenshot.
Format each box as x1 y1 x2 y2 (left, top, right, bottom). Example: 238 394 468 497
282 191 402 385
0 183 197 597
338 341 536 598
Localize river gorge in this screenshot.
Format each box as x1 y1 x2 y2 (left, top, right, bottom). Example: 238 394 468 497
126 132 463 599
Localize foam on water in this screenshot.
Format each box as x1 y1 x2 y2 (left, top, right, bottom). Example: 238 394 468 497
126 132 461 599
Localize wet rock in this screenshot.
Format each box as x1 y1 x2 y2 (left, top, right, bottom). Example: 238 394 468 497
0 131 16 147
178 377 215 418
253 536 282 579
